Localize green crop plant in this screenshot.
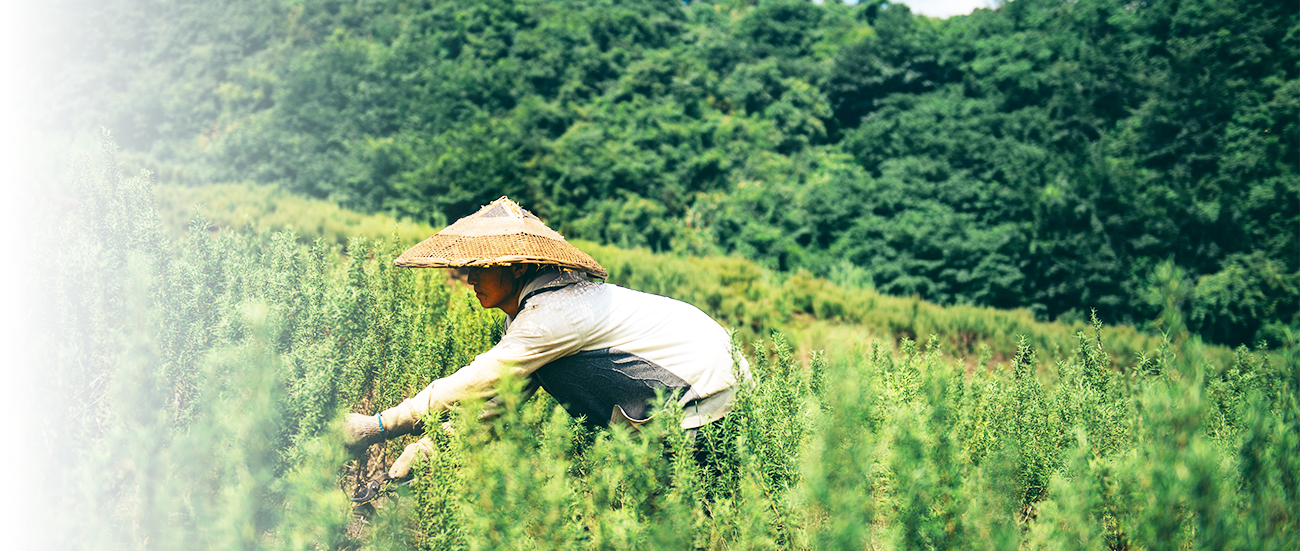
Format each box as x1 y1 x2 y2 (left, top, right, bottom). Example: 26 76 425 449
153 181 1266 373
27 133 496 549
19 134 1298 549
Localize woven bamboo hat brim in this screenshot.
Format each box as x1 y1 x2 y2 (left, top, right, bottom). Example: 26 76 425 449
395 196 608 279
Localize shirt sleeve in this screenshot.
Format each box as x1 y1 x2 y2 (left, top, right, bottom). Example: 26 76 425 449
404 300 587 416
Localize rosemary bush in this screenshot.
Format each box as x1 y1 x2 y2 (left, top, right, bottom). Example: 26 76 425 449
26 136 1297 550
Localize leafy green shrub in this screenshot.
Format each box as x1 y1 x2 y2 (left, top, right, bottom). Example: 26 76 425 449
33 135 499 549
1190 252 1300 348
29 135 1299 549
588 239 1228 369
56 0 1298 350
152 183 1252 370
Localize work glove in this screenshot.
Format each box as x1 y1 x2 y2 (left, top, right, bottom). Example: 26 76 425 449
342 413 384 449
388 437 435 480
342 399 425 449
350 434 436 505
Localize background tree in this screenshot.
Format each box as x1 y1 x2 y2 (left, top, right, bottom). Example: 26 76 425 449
43 0 1300 347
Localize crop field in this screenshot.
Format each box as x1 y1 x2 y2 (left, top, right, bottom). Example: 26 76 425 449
15 136 1296 551
8 0 1296 548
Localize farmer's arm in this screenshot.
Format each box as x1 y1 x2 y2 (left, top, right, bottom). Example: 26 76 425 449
364 306 585 440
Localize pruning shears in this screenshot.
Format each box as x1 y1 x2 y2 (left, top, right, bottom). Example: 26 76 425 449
350 473 413 506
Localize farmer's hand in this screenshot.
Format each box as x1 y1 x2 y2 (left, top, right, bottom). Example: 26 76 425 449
343 399 426 450
342 413 384 449
388 437 435 480
349 435 438 505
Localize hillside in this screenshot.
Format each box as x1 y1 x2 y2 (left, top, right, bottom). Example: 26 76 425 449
14 145 1295 550
155 182 1248 370
41 0 1299 349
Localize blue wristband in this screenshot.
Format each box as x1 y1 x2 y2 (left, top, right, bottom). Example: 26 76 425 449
377 412 386 435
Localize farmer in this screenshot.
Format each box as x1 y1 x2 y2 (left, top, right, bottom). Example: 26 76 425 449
342 197 749 481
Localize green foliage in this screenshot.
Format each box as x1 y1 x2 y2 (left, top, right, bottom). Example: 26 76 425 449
29 135 1300 549
35 134 498 549
587 239 1205 369
151 182 1250 375
1190 252 1300 348
48 0 1297 347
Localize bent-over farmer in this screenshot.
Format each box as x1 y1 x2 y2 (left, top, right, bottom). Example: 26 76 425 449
342 197 749 482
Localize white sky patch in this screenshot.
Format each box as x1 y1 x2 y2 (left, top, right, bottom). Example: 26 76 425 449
888 0 1001 18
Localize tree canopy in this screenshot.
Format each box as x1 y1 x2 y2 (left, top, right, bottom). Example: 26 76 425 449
47 0 1300 347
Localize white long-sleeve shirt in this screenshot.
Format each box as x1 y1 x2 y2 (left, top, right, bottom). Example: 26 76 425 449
401 270 748 428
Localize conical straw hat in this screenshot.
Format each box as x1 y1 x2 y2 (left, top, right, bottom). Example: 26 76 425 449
394 197 608 278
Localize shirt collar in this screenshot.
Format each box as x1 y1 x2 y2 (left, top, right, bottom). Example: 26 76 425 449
506 269 587 323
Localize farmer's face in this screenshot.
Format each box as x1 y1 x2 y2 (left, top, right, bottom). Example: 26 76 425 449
465 265 524 316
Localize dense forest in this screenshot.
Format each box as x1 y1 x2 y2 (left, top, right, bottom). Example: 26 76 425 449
45 0 1299 347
